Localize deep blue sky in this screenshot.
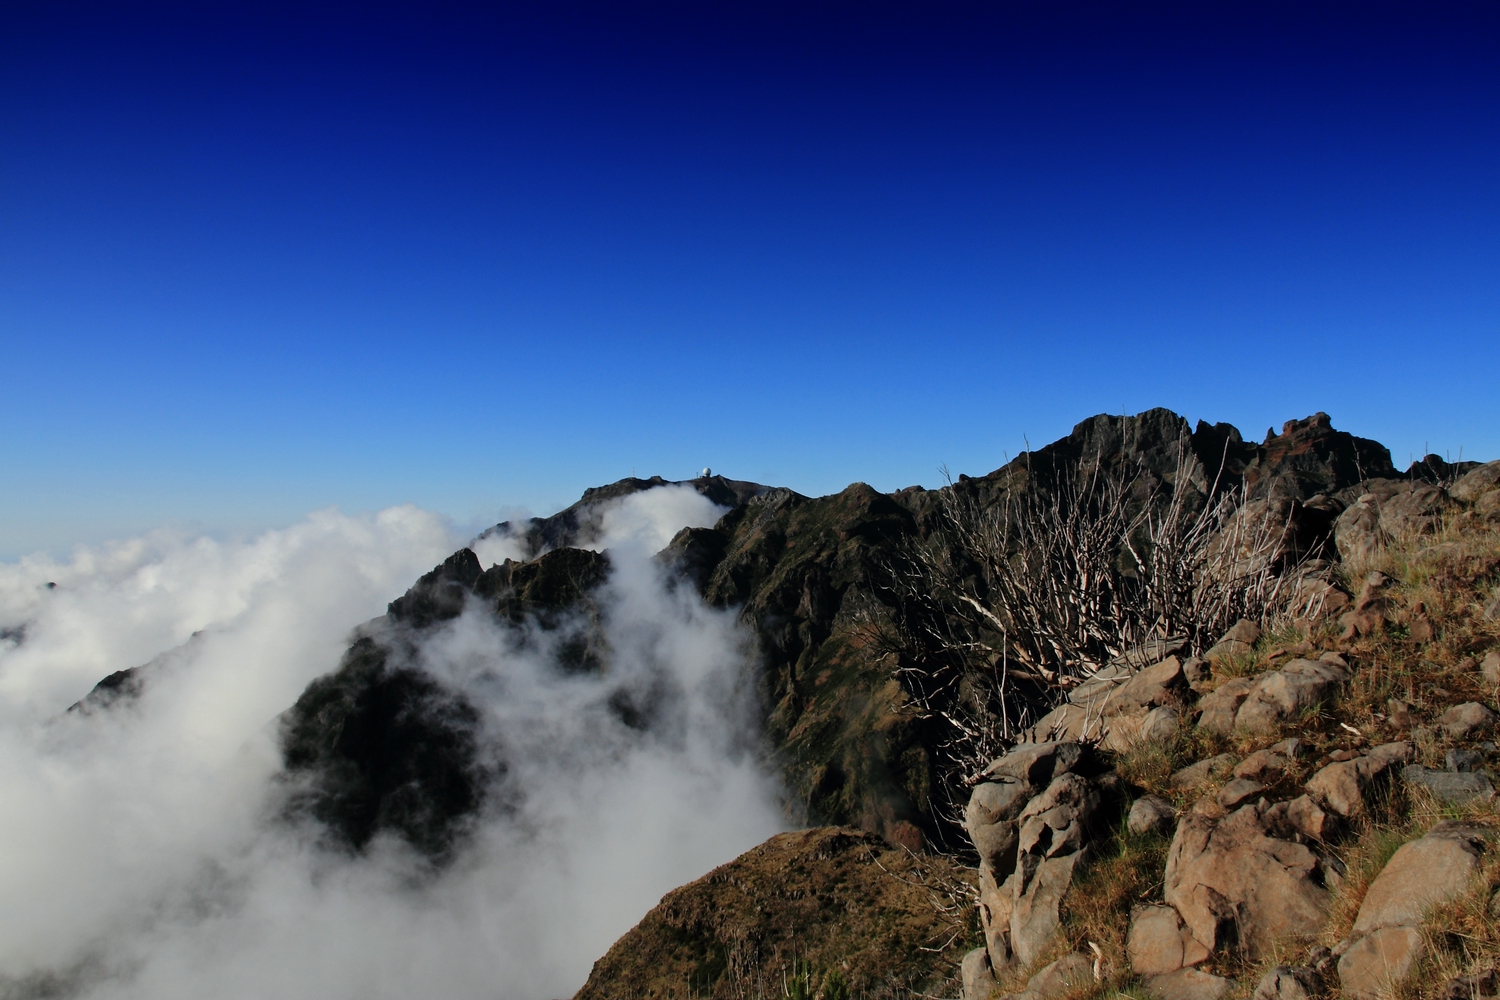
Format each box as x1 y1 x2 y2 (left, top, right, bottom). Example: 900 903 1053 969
3 1 1498 557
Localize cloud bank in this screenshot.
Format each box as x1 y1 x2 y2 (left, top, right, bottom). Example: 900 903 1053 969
0 488 785 1000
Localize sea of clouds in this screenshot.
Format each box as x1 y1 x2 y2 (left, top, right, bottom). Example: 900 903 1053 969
0 487 785 1000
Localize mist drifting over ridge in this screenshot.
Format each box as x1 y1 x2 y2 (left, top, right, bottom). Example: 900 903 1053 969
0 487 786 1000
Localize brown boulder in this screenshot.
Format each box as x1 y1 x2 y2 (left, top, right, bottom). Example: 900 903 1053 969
1233 746 1295 783
964 743 1100 972
1339 571 1393 639
1029 658 1188 750
1128 794 1177 837
1380 480 1453 536
962 946 997 1000
1304 741 1413 818
1234 659 1347 734
1128 904 1209 976
1482 651 1500 687
1439 701 1498 739
966 743 1084 873
1352 825 1485 934
1196 678 1256 736
1138 705 1182 744
1337 926 1425 1000
1205 620 1261 665
1218 778 1265 810
1450 460 1500 503
1016 772 1097 860
1008 851 1084 968
1008 952 1095 1000
1252 966 1320 1000
1438 968 1500 1000
1171 754 1237 792
977 862 1015 969
1262 795 1333 842
1164 802 1331 959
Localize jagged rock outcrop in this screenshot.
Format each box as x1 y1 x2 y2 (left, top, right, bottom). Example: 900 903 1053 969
279 632 495 860
67 666 144 714
262 409 1416 857
481 474 768 558
963 742 1110 974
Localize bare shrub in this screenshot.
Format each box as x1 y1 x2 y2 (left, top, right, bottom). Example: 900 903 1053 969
873 434 1326 800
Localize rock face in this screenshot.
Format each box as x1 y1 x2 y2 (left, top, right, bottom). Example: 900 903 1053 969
1338 823 1490 1000
964 742 1105 971
1163 801 1332 960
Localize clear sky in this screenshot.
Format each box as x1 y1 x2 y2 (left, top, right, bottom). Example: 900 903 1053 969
3 1 1497 558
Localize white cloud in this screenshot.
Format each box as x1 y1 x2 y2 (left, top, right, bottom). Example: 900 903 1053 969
0 489 783 1000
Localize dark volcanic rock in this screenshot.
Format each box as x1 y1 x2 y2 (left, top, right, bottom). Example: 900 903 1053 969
279 634 494 861
387 548 483 627
67 667 145 714
278 545 613 861
1244 413 1396 501
692 483 936 838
